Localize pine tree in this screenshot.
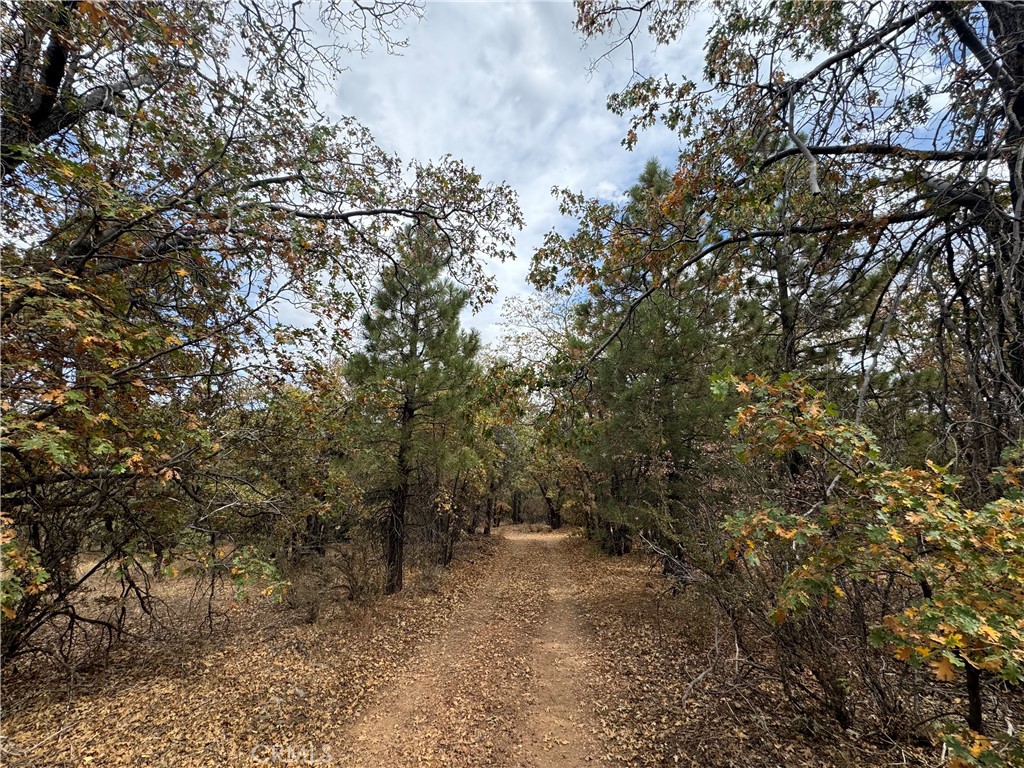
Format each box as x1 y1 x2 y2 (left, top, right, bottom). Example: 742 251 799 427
346 226 481 594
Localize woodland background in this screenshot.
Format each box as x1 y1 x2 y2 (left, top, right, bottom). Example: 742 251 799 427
3 2 1024 766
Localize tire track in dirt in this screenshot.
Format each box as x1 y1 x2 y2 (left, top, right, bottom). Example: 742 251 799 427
338 528 601 768
519 531 602 768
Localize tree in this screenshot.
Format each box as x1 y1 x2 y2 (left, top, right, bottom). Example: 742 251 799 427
538 0 1024 494
527 161 738 554
726 376 1024 748
525 3 1024 757
346 226 482 594
577 288 735 556
0 0 520 660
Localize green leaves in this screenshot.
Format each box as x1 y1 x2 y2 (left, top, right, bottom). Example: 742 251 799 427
725 376 1024 741
0 517 50 621
228 545 287 603
1 0 520 658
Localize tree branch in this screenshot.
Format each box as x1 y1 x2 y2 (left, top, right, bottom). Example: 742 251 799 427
937 2 1016 92
760 142 1008 171
787 95 820 195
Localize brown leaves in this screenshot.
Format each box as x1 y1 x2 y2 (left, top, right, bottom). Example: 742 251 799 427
931 656 957 682
2 539 498 768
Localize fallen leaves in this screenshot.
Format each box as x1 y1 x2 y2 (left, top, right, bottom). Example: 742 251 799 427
1 529 965 768
1 538 499 768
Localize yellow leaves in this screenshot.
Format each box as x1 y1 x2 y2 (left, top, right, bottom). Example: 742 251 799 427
969 734 991 758
175 268 189 277
979 623 1000 643
164 335 183 346
930 627 964 649
894 647 913 662
887 527 904 544
931 655 957 681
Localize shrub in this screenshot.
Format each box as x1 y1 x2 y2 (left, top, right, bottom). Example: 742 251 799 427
722 376 1024 761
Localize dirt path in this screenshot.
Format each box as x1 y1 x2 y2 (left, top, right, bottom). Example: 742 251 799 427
340 528 602 768
3 525 942 768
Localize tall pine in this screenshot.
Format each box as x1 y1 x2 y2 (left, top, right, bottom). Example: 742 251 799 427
346 226 481 594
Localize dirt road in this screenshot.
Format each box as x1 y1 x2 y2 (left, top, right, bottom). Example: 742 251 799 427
341 528 603 767
2 525 943 768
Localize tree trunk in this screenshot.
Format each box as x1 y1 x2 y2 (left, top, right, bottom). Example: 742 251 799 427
483 479 497 535
988 3 1024 444
775 244 799 375
536 478 562 529
304 512 326 556
384 485 406 595
385 399 415 595
511 489 523 524
774 243 810 479
547 506 562 530
966 662 984 734
607 524 632 556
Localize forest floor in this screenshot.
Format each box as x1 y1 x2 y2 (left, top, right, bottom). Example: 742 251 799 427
2 526 930 768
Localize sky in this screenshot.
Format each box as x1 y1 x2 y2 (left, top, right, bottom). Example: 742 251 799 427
325 1 709 346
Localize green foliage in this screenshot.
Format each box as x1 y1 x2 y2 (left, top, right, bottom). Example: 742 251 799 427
1 0 520 659
540 4 1024 754
725 376 1024 762
1 517 50 621
344 225 488 590
227 546 287 603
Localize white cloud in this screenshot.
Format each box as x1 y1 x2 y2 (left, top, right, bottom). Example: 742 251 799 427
330 1 708 346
